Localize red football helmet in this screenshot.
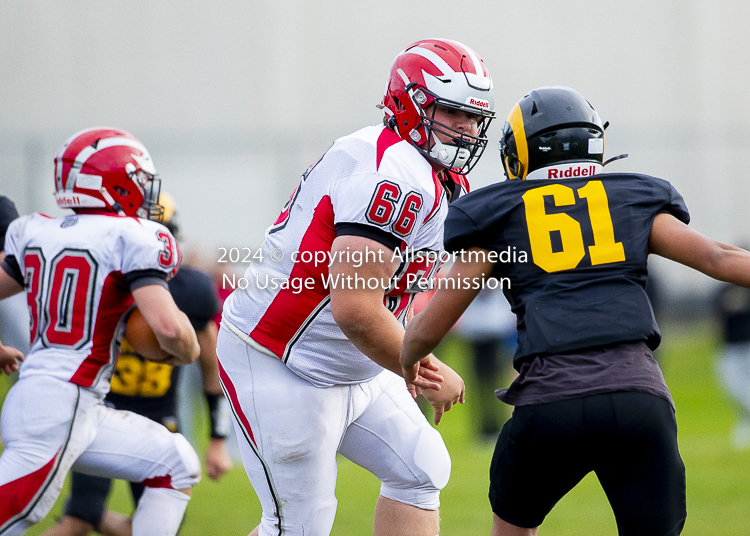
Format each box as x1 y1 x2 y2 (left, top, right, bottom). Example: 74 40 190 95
54 127 163 219
380 38 495 174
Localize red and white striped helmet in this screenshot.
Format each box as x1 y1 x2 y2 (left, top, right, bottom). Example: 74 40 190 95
380 38 495 174
54 127 163 219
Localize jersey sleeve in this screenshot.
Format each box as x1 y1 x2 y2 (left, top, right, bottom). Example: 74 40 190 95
444 205 482 253
2 216 23 260
1 216 31 285
664 181 690 224
119 220 180 279
330 171 430 249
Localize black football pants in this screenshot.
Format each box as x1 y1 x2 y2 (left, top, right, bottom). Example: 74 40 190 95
489 391 686 536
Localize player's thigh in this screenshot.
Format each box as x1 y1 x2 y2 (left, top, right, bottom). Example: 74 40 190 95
217 328 346 535
596 392 686 536
338 371 450 510
72 406 200 491
489 399 592 528
0 377 98 532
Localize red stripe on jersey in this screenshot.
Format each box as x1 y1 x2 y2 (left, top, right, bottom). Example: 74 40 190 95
250 196 336 358
0 451 58 527
449 171 471 194
424 171 445 224
376 128 404 170
142 474 174 489
217 358 256 447
70 271 130 387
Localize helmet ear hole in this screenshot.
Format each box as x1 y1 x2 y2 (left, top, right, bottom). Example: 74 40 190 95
506 154 519 177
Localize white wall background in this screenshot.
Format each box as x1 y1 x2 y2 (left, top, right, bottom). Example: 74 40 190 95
1 0 749 299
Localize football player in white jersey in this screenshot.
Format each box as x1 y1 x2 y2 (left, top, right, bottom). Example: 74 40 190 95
217 38 495 536
0 127 201 536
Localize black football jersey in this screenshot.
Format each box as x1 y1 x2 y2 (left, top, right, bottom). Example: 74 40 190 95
444 173 689 363
0 196 19 252
107 265 220 417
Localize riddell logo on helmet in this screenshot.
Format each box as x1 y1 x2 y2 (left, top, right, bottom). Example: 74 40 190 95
57 195 82 206
55 192 105 209
468 98 490 109
547 165 598 179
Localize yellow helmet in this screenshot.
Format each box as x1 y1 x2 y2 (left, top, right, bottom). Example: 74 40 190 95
158 191 179 238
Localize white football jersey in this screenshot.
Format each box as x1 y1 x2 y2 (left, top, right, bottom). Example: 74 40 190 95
222 124 467 387
4 213 179 396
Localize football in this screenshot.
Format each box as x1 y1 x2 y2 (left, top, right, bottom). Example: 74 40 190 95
124 308 170 362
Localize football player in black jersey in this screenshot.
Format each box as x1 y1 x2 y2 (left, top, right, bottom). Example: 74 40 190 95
401 86 750 536
0 196 24 375
42 194 233 536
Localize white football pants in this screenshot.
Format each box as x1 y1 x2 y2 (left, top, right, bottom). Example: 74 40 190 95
216 325 451 536
0 375 201 535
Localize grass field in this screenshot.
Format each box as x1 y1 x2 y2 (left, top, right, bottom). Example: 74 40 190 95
4 318 750 535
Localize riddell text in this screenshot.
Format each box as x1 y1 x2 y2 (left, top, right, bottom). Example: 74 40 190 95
548 165 598 178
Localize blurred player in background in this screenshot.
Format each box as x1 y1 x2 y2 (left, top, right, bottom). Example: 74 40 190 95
217 38 495 536
714 276 750 450
41 193 233 536
0 128 201 536
0 197 28 366
451 287 516 441
402 86 750 536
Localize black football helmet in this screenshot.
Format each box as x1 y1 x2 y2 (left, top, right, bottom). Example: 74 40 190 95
499 86 608 180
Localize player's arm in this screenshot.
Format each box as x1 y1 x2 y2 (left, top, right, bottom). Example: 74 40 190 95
401 249 497 423
195 321 233 480
329 235 441 387
401 248 493 381
132 284 200 366
329 235 465 423
649 213 750 286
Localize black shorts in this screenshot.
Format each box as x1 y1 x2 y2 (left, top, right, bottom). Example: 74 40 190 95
489 392 686 536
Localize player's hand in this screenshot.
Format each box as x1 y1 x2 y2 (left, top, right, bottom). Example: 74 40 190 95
401 354 443 389
421 362 465 425
0 342 23 375
205 438 233 480
401 354 443 396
